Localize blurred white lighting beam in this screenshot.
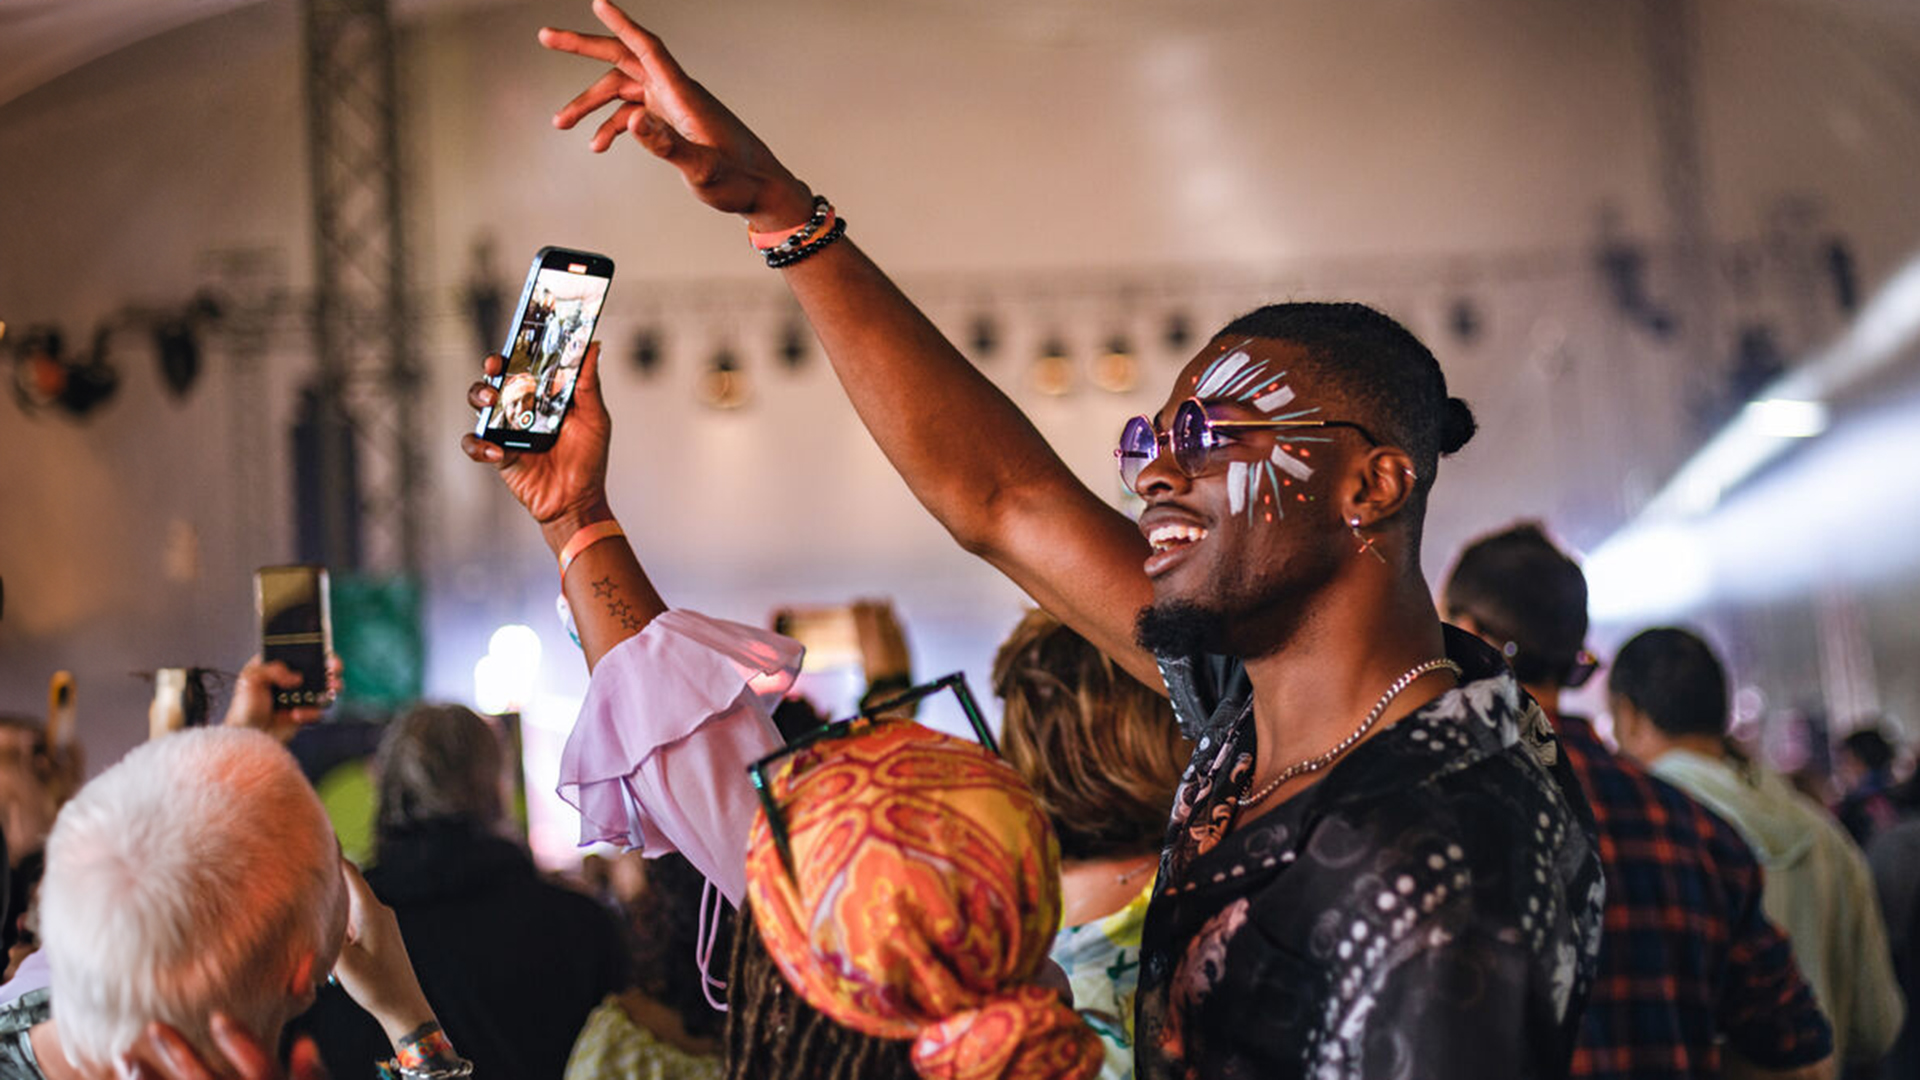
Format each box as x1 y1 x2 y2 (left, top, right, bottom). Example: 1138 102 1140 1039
1585 524 1712 623
1589 250 1920 623
1640 254 1920 521
1744 398 1828 439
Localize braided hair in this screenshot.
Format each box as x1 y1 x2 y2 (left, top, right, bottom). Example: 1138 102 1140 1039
723 903 915 1080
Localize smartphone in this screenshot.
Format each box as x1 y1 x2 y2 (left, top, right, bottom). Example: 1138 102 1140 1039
475 246 616 452
255 565 333 710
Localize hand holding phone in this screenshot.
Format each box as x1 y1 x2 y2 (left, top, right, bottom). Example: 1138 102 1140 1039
462 341 618 546
475 247 614 452
255 565 334 711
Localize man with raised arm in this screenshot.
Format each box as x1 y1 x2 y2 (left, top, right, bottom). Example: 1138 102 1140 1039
520 4 1605 1076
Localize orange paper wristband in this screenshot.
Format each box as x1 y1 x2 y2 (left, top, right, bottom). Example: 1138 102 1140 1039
558 520 625 579
748 198 833 250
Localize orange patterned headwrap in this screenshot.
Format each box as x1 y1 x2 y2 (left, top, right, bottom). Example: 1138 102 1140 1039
745 719 1103 1080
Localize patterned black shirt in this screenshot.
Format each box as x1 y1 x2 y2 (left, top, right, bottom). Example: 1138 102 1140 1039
1135 627 1604 1080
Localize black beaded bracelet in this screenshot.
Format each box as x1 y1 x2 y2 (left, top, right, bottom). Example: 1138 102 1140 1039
765 216 847 269
762 195 833 256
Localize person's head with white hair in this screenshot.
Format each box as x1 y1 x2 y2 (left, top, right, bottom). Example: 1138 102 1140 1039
39 726 347 1074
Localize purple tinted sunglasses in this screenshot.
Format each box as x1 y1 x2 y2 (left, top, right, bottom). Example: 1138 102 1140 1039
1115 397 1380 491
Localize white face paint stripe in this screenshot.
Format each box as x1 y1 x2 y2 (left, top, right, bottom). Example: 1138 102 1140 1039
1196 351 1253 398
1193 348 1242 390
1219 362 1274 399
1270 445 1314 481
1227 461 1248 513
1252 384 1296 414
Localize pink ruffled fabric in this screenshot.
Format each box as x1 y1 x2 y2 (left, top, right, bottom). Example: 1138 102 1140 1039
558 609 800 904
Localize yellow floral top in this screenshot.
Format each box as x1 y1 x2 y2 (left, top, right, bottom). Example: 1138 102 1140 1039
562 993 725 1080
1052 883 1154 1080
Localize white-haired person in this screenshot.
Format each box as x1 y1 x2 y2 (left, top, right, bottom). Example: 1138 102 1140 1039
0 727 471 1080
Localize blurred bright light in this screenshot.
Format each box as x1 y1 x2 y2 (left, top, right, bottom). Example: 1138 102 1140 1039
474 623 542 714
1585 525 1712 622
473 655 512 715
1744 398 1828 439
489 623 543 671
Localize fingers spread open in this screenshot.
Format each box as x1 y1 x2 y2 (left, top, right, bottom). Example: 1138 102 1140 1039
628 107 691 162
593 102 645 153
556 66 640 131
536 27 629 65
593 0 689 85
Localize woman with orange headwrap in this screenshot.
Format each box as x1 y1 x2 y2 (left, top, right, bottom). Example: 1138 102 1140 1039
741 717 1104 1080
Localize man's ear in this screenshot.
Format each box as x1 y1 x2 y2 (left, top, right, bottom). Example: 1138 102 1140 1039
1343 445 1419 529
1609 697 1643 755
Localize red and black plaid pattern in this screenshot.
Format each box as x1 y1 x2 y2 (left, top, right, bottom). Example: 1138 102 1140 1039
1556 714 1832 1077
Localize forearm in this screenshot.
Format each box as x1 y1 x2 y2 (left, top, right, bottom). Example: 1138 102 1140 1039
544 500 668 671
767 229 1160 683
777 236 1083 550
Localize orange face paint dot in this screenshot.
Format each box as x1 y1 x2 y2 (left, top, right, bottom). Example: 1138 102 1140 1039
1264 513 1274 522
1296 494 1307 502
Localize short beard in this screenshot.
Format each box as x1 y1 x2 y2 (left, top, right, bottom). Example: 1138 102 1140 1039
1135 600 1230 658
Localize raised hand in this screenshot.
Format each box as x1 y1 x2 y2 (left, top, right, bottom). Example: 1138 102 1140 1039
223 655 344 742
538 0 814 227
462 342 613 537
332 860 439 1048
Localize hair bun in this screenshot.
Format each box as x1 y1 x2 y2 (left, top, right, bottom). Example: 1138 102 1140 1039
1438 396 1477 455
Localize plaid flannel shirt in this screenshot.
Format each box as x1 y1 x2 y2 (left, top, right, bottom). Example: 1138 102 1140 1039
1555 713 1832 1077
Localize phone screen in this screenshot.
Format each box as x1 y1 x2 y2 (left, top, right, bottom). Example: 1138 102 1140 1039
478 247 614 450
256 565 332 709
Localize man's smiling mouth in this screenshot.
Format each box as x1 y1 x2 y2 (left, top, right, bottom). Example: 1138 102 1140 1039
1147 523 1209 554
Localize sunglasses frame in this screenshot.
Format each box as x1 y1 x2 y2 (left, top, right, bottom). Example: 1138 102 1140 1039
747 671 997 881
1115 397 1382 490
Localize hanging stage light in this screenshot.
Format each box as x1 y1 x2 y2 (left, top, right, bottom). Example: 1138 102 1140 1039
1030 336 1073 397
154 319 199 397
153 293 222 399
1090 334 1138 393
698 348 751 409
630 327 664 377
1163 311 1193 356
10 324 119 418
778 320 809 370
969 313 999 359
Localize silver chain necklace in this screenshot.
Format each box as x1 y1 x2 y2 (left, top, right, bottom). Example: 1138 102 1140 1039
1235 657 1463 810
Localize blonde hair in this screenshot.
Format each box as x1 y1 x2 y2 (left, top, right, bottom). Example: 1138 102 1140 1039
42 727 344 1070
993 609 1188 862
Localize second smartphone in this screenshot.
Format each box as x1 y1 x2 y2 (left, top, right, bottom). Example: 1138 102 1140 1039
475 246 615 452
255 564 333 710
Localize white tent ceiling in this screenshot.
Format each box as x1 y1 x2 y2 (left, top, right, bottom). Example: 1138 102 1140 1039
7 0 1920 109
